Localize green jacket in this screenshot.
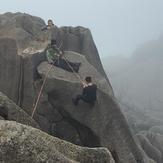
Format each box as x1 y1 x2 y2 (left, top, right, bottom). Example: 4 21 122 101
46 47 59 63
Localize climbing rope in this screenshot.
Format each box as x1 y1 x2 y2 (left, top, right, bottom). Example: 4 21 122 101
31 41 63 118
54 41 84 84
62 55 84 84
31 59 57 118
31 43 85 118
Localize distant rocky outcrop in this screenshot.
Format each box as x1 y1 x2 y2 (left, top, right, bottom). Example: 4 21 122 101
117 101 161 134
0 120 115 163
0 12 148 163
103 34 163 163
103 35 163 122
135 130 163 163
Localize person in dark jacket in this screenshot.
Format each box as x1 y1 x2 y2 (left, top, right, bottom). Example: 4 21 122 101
72 76 97 106
46 40 81 73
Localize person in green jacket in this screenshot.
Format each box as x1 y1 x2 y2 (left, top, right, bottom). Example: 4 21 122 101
46 40 81 73
46 41 61 64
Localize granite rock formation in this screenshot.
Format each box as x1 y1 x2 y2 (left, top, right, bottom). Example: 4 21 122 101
0 12 149 163
0 120 115 163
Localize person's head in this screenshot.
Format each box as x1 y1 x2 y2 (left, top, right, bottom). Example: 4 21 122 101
85 76 92 84
47 19 54 26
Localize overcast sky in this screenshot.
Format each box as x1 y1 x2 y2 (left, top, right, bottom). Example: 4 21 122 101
1 0 163 58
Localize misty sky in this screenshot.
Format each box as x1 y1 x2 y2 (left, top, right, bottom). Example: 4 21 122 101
1 0 163 58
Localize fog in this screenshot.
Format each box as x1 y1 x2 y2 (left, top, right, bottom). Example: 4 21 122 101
1 0 163 57
1 1 163 161
103 33 163 124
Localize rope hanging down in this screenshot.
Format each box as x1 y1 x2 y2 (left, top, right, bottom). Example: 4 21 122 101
31 60 56 118
62 55 83 83
31 48 84 118
58 41 83 84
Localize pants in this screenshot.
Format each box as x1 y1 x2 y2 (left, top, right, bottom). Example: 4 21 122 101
74 95 95 106
53 58 80 73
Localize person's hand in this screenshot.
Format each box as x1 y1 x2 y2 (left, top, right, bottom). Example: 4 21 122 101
47 25 51 30
59 51 64 57
82 82 87 87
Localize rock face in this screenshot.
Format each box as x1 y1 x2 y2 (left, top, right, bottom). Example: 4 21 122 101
0 12 111 87
60 26 108 79
0 38 21 104
37 54 143 162
0 12 147 163
0 120 115 163
0 92 39 128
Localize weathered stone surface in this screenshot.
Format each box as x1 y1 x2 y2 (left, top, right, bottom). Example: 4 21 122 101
0 12 45 49
0 120 115 163
0 12 112 90
37 52 145 163
0 92 39 128
60 26 108 79
0 38 22 104
0 12 147 163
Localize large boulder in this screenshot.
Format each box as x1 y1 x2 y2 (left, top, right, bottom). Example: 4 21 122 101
37 52 145 163
0 120 114 163
0 12 45 49
0 12 112 88
0 92 39 128
0 13 147 163
0 38 21 104
60 26 107 78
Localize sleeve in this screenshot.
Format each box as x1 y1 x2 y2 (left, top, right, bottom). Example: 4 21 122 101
46 49 53 63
